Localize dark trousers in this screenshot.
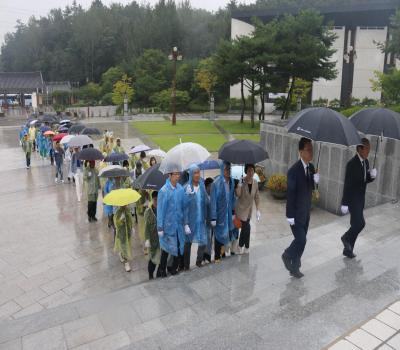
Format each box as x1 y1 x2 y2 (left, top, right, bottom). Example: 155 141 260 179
214 238 224 260
159 249 179 275
26 153 31 167
342 204 365 249
284 221 309 269
33 140 36 152
183 242 191 270
87 201 97 219
197 245 206 264
56 163 63 180
148 260 159 278
239 219 251 248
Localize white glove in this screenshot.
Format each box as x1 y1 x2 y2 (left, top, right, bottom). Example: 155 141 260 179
232 214 236 220
184 225 191 235
88 171 92 177
185 186 193 195
211 220 216 227
144 240 150 248
313 173 320 184
341 205 349 215
158 231 164 237
370 168 377 179
256 210 261 221
287 218 295 226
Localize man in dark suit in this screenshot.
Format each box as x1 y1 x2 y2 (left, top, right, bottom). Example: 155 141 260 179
341 138 377 258
282 138 319 278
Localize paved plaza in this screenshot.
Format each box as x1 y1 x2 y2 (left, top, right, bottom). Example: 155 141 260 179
0 120 399 349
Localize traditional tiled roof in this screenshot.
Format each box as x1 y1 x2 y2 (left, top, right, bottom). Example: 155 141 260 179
0 71 44 93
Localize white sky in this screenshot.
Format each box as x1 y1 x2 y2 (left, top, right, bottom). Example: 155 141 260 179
0 0 256 45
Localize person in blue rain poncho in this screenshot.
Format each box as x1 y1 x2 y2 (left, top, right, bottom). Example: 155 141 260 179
183 164 208 269
210 161 236 263
157 169 184 277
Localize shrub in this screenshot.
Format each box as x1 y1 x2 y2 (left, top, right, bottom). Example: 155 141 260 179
328 98 341 110
150 89 190 112
341 106 363 117
266 174 287 192
313 98 328 107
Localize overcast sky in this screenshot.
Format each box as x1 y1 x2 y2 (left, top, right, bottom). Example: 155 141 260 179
0 0 255 45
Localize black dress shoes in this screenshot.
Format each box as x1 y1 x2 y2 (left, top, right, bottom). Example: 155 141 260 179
341 236 352 252
343 249 356 259
281 253 293 272
290 270 304 279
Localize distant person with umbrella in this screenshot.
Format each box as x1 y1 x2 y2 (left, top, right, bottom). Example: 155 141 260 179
210 161 236 262
22 134 32 169
340 138 377 258
144 191 161 279
28 124 37 152
83 160 100 222
157 170 184 277
235 164 261 255
71 147 83 202
54 141 65 183
183 164 208 269
282 138 319 279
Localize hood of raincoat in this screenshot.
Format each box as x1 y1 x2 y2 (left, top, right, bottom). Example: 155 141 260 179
187 164 201 190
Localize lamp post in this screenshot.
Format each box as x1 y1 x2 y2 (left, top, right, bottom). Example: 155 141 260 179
168 47 182 125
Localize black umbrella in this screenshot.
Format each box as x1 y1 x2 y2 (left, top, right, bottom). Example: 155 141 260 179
350 108 400 167
99 167 130 178
218 139 269 164
40 115 57 124
133 163 168 190
104 152 129 163
286 107 361 166
77 148 104 161
81 127 101 136
69 124 86 134
58 126 69 133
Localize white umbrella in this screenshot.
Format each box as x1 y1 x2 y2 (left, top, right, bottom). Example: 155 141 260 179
60 119 71 124
129 144 152 154
159 142 210 174
231 165 260 182
148 149 167 158
29 119 38 125
68 135 93 148
99 165 123 176
60 134 74 145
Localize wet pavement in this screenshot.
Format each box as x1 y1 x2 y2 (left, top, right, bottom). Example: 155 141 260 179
0 121 399 349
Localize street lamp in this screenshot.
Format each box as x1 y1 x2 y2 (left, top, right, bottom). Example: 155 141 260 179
168 46 183 125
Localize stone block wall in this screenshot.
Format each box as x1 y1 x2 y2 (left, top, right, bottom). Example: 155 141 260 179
260 122 400 215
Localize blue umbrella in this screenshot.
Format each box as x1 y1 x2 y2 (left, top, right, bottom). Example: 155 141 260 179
40 126 51 133
197 159 220 170
104 152 129 163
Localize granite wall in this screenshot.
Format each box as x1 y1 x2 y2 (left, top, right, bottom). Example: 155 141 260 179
260 121 400 215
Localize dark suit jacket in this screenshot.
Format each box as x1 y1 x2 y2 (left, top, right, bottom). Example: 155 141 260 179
286 160 316 225
342 155 374 208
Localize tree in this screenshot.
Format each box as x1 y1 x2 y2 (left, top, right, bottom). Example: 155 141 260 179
101 66 124 95
195 57 218 97
150 88 190 111
78 82 102 104
112 74 134 106
371 68 400 106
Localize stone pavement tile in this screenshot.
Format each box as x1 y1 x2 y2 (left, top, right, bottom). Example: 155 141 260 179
387 333 400 349
0 284 25 306
20 262 51 278
361 319 397 341
13 288 47 308
188 275 229 300
38 290 75 309
0 338 21 350
0 301 21 321
125 318 166 343
159 306 199 330
131 295 174 323
377 310 400 330
71 331 131 350
98 304 142 335
160 286 202 312
377 345 395 350
345 329 382 350
22 325 67 350
16 273 50 292
12 302 44 319
390 302 400 316
63 267 92 284
62 315 106 349
328 339 361 350
40 277 70 295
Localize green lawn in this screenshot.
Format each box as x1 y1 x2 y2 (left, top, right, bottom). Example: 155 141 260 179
233 134 260 142
133 121 220 135
150 134 227 152
216 120 260 134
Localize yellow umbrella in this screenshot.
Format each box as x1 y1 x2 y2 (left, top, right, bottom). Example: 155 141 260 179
103 189 141 206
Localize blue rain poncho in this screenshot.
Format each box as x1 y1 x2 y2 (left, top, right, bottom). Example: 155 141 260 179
210 161 236 246
183 164 207 246
157 178 184 257
103 179 115 216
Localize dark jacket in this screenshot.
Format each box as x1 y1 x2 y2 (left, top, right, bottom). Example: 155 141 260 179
286 160 315 225
341 155 374 208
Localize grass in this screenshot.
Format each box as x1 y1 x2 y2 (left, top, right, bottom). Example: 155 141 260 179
150 134 227 152
216 120 260 134
233 134 260 142
133 121 220 135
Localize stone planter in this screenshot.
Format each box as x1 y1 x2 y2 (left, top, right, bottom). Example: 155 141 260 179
271 190 287 200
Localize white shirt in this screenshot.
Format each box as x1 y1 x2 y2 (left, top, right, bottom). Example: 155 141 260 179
300 158 309 176
357 152 366 181
193 184 199 193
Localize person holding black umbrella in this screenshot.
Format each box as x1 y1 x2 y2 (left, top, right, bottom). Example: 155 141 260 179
340 138 377 258
282 138 319 278
83 160 100 222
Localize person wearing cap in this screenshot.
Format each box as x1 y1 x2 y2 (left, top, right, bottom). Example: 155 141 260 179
113 138 125 153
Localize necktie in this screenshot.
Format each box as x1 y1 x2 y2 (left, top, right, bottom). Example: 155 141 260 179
306 165 310 182
362 160 366 182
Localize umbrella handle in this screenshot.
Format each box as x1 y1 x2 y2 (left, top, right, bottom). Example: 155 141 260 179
373 136 380 169
316 142 321 171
